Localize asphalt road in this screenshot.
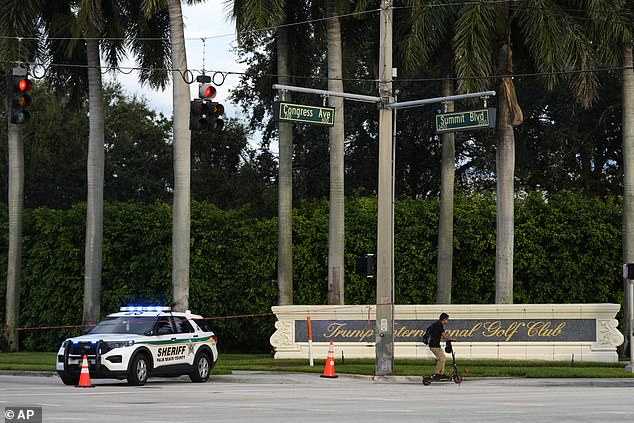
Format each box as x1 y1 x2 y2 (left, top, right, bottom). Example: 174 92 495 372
1 372 634 423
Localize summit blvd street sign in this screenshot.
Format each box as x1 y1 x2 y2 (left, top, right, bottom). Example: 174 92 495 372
273 101 335 126
436 108 496 133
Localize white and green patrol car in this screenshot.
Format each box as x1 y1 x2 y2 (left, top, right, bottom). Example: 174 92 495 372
56 306 218 386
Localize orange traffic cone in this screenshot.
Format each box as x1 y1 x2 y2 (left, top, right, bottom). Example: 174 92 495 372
320 340 338 378
76 354 94 388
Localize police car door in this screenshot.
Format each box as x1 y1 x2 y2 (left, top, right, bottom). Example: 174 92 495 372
172 316 197 366
152 315 188 369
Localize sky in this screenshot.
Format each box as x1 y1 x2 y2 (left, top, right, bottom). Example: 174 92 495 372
107 1 245 121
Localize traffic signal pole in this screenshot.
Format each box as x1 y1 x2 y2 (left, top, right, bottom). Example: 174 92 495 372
375 0 394 376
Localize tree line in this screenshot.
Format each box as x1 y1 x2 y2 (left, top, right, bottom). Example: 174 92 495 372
0 192 622 352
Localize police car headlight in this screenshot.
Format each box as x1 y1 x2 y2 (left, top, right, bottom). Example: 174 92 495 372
104 340 135 350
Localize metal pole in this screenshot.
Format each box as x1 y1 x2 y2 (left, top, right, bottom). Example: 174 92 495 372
623 44 634 372
626 276 634 372
375 0 394 376
630 281 634 372
390 91 496 110
272 84 380 103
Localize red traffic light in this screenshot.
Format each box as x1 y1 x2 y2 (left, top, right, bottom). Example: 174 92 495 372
18 78 33 92
198 84 216 99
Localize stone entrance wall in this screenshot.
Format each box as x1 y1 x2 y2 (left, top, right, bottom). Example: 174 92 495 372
270 304 624 362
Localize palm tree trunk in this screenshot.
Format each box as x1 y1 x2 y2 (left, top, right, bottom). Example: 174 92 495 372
167 0 191 312
326 0 345 305
4 113 24 351
622 42 634 357
82 38 105 327
277 22 293 305
436 67 455 305
495 39 515 304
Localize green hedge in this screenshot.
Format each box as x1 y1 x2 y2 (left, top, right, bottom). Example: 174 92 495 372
0 192 625 352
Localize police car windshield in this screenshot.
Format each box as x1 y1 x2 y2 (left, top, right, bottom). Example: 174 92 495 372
87 316 157 335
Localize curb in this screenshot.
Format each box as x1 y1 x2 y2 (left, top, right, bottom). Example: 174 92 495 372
2 370 634 387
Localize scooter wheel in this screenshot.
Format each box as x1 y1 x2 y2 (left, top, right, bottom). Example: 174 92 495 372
453 374 464 384
422 376 432 385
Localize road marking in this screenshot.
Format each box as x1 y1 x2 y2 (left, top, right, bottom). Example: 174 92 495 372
0 391 138 397
366 409 415 413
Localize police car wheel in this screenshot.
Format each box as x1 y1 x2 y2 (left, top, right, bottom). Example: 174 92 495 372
59 372 79 386
128 353 150 386
190 352 211 383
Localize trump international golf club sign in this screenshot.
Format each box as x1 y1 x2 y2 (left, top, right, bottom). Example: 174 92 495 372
294 319 595 343
270 304 624 362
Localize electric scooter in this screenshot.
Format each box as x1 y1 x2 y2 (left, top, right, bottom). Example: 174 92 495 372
422 341 463 385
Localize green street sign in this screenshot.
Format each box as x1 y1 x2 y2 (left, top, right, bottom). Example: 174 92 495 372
435 108 496 133
273 101 335 126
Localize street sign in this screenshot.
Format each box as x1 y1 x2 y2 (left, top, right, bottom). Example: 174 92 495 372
273 101 335 126
435 108 496 133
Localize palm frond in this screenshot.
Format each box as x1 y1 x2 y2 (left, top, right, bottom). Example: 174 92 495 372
452 0 497 93
228 0 286 33
128 4 172 89
585 0 632 67
402 0 455 73
514 0 568 90
0 0 44 63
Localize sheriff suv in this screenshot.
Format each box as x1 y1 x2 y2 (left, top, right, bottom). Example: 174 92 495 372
56 306 218 386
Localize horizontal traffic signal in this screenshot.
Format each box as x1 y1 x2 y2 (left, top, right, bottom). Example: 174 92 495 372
189 98 225 131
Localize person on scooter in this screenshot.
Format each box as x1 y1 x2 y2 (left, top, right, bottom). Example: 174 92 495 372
429 312 457 380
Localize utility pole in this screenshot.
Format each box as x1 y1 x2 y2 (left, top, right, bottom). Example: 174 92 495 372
624 44 634 372
375 0 394 376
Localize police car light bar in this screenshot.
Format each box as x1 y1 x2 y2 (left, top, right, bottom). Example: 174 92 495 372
120 306 171 312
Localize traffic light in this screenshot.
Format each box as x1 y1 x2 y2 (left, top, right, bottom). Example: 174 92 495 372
208 101 225 131
9 71 32 125
356 253 375 279
190 99 208 130
189 82 225 131
198 83 216 100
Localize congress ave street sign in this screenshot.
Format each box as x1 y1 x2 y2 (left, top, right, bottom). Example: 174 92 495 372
435 108 496 133
273 101 335 126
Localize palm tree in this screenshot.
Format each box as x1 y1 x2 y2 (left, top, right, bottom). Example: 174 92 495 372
436 69 455 304
326 0 345 305
404 0 599 304
228 0 293 305
58 1 163 325
0 0 40 351
135 0 197 312
166 0 192 312
402 2 459 304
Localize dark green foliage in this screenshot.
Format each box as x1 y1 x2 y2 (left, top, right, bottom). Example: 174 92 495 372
0 192 625 352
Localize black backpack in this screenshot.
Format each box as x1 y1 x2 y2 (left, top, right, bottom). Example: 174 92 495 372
422 323 434 345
